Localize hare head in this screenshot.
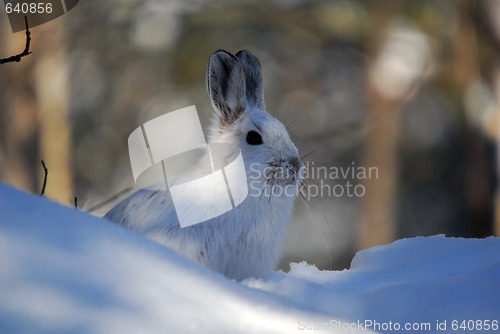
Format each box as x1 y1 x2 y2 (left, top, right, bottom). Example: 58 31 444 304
207 50 304 200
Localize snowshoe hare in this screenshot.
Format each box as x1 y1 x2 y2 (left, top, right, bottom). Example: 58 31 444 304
105 50 303 280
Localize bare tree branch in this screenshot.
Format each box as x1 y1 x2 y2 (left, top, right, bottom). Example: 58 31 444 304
0 16 32 65
40 160 48 196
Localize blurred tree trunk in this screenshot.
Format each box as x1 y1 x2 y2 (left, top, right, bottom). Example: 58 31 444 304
360 20 432 248
453 5 494 237
34 27 73 203
0 20 72 202
360 96 399 248
493 70 500 237
0 26 39 193
482 1 500 237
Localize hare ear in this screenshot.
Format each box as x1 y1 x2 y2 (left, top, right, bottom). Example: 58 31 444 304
207 50 246 124
236 50 265 110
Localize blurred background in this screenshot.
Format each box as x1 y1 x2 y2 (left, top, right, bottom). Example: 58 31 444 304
1 0 499 271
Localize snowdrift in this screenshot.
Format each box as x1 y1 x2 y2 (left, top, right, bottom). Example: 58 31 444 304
0 183 498 333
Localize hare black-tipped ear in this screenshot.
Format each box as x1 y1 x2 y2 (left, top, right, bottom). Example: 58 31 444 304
236 50 265 110
207 50 246 124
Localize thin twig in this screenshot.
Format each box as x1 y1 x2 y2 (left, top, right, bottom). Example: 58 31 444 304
0 16 32 64
40 160 48 196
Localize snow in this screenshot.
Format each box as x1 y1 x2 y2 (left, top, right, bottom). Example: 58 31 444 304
246 237 500 333
1 183 499 334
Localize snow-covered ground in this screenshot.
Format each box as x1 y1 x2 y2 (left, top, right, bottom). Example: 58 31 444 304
0 183 499 334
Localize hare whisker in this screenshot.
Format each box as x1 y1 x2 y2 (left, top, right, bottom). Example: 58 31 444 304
300 191 333 269
285 114 306 132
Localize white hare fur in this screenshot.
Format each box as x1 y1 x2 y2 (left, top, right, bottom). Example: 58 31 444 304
105 50 303 281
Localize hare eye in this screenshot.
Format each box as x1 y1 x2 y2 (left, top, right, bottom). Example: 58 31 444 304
246 131 263 145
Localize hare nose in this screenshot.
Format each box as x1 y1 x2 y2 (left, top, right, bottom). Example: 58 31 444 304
287 156 301 173
281 156 303 181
